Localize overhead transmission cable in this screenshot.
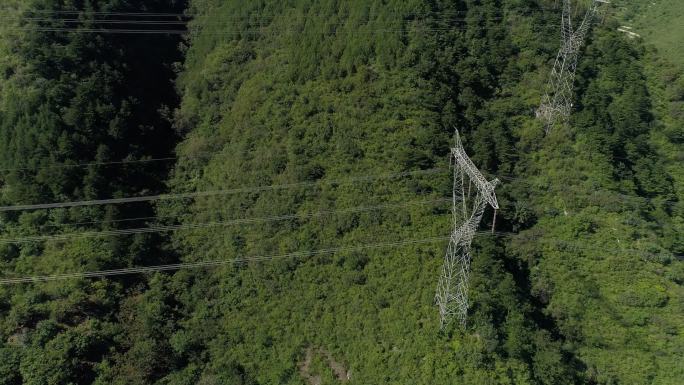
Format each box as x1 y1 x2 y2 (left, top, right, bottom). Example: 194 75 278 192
0 8 539 18
0 4 628 19
0 156 181 172
0 168 445 212
2 14 563 35
35 163 681 230
6 177 677 243
4 24 557 36
0 230 675 285
484 172 682 208
0 236 449 284
0 141 666 175
4 10 189 17
4 16 519 24
38 188 677 233
0 154 677 224
0 197 450 244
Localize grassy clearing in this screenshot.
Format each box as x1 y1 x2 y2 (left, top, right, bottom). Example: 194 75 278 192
613 0 684 67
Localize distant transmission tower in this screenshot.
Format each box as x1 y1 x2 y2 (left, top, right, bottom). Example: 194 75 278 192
435 130 499 329
537 0 609 132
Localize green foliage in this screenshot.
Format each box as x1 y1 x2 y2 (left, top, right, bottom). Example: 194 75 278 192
613 0 684 68
0 0 185 384
0 0 681 384
0 343 22 385
158 0 683 383
155 0 584 383
20 319 116 385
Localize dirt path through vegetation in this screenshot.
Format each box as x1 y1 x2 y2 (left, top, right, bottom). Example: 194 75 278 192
298 346 350 384
298 347 322 385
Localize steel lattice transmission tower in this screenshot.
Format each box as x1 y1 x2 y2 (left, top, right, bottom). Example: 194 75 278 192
536 0 609 132
435 130 499 329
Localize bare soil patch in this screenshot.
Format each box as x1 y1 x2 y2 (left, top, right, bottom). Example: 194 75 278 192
298 346 350 384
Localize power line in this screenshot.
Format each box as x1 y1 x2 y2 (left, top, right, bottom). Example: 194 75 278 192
6 18 191 25
487 173 682 208
0 236 449 284
1 3 630 27
5 25 552 35
3 18 564 36
17 174 681 237
0 144 672 182
0 230 675 285
537 236 678 260
7 27 189 34
0 156 182 172
0 8 555 23
1 155 677 224
0 197 449 244
42 213 167 228
3 167 678 230
0 168 445 212
495 230 679 262
0 4 629 19
0 17 514 29
0 9 541 19
0 2 629 35
0 10 190 17
3 16 526 24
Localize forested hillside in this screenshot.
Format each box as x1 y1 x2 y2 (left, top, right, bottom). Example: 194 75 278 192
0 0 682 384
0 1 185 384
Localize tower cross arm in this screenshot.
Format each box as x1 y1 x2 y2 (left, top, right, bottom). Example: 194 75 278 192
574 0 603 41
451 146 500 210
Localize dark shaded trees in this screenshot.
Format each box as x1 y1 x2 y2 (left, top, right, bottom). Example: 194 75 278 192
0 1 185 383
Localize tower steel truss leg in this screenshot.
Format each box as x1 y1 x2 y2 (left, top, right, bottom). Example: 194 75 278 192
436 130 499 329
537 0 609 132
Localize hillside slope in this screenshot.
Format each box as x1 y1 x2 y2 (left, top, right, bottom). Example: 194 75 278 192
0 1 185 384
152 0 682 384
615 0 684 67
0 0 680 384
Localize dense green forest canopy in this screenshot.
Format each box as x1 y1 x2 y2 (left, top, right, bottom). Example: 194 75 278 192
0 0 185 384
0 0 681 384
